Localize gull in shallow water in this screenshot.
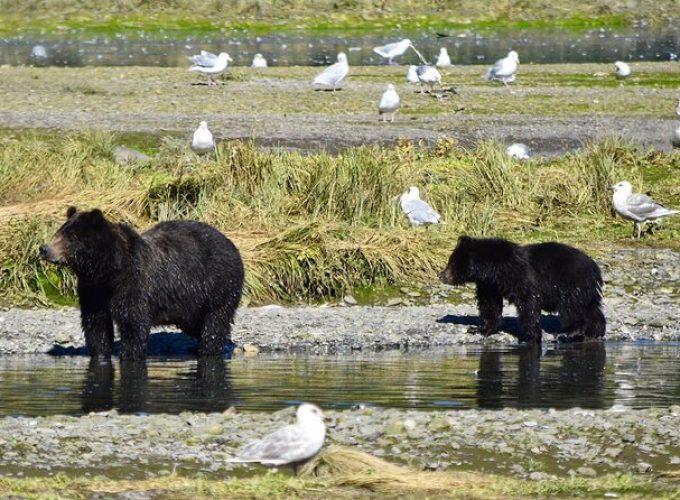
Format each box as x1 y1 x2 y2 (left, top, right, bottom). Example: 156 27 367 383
378 83 400 122
416 65 442 93
188 51 233 85
436 47 452 67
373 38 412 64
228 403 326 469
611 181 679 238
506 143 531 160
251 53 268 68
486 50 519 86
614 61 631 80
191 121 214 155
399 186 444 226
672 123 680 148
313 52 349 91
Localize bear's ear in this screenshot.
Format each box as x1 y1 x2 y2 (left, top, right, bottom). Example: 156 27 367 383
66 206 77 219
457 235 472 246
90 208 105 220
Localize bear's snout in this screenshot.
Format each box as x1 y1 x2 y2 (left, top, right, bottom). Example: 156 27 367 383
39 237 67 265
39 244 49 258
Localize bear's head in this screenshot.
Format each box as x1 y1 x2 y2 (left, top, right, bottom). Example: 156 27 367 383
40 206 122 277
438 235 474 285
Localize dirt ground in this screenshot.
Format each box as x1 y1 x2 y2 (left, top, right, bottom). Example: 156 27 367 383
1 62 678 154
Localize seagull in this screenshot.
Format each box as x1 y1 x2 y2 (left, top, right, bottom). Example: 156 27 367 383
228 403 326 469
614 61 631 80
675 98 680 118
378 83 400 122
672 123 680 148
406 65 420 84
313 52 349 91
506 143 531 160
191 121 214 155
416 65 441 93
31 45 48 60
252 53 268 68
188 51 233 85
486 50 519 86
373 39 412 64
436 47 452 67
399 186 444 226
611 181 679 238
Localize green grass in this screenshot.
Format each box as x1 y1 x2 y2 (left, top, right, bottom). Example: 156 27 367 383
1 130 678 307
0 446 677 498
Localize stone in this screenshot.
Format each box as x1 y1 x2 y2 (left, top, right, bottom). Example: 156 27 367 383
576 466 597 477
636 462 652 473
343 295 358 305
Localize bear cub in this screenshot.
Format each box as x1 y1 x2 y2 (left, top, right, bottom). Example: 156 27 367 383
40 207 244 360
439 236 605 343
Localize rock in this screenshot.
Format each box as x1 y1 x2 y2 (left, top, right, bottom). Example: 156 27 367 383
343 295 358 305
576 466 597 477
428 416 451 432
529 471 551 481
54 333 70 345
113 146 149 165
386 298 403 306
243 343 259 354
621 433 636 443
636 462 652 473
205 424 224 436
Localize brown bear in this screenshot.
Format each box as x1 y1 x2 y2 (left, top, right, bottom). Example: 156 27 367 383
438 236 605 343
40 207 244 360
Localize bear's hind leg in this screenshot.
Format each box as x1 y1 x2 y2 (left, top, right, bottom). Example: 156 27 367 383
583 301 606 339
197 305 232 357
476 284 503 337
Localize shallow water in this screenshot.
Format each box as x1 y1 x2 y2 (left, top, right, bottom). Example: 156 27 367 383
1 26 679 67
0 342 679 416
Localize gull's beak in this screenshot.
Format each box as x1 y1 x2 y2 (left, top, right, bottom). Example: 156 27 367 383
227 55 234 62
609 184 616 190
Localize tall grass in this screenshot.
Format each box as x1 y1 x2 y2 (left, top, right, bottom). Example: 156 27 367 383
0 131 677 306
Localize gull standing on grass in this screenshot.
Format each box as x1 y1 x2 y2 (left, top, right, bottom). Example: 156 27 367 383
486 50 519 86
399 186 444 226
436 47 452 67
416 65 442 94
373 39 412 64
188 51 233 85
251 53 268 68
191 121 214 155
313 52 349 91
378 83 400 122
406 65 420 84
614 61 631 80
506 143 531 160
228 403 326 469
611 181 679 238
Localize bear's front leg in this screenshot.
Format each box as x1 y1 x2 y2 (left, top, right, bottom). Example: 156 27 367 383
476 283 503 337
114 307 150 361
516 295 542 343
79 288 114 359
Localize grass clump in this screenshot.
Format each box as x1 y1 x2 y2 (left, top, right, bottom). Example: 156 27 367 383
0 131 678 306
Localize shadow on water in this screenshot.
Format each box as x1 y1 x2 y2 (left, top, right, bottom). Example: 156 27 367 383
436 313 563 336
1 340 679 416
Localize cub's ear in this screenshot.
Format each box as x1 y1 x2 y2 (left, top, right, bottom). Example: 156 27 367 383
66 206 77 219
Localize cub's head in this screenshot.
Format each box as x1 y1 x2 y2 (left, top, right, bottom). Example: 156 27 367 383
39 206 111 270
438 235 474 285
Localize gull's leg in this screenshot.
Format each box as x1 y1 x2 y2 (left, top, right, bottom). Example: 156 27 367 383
633 221 641 239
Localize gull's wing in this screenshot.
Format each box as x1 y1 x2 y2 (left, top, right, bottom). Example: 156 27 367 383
231 424 314 465
626 192 677 218
314 62 348 85
373 41 401 57
403 198 441 223
488 56 515 78
190 50 218 67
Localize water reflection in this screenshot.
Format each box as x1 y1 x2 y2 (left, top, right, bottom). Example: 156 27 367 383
1 26 679 67
475 343 607 409
0 342 678 416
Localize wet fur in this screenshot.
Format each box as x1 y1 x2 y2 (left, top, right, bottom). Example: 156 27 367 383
439 236 605 343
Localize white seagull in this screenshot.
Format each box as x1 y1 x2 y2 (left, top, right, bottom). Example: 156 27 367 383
416 65 441 93
406 65 420 84
506 143 531 160
436 47 452 67
373 38 412 64
486 50 519 86
399 186 444 226
675 98 680 118
313 52 349 90
188 51 233 85
611 181 679 238
614 61 631 80
672 123 680 148
191 121 214 155
228 403 326 468
252 53 268 68
378 83 400 122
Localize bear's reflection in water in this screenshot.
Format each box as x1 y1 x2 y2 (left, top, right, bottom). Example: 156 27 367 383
475 342 607 409
81 357 233 414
